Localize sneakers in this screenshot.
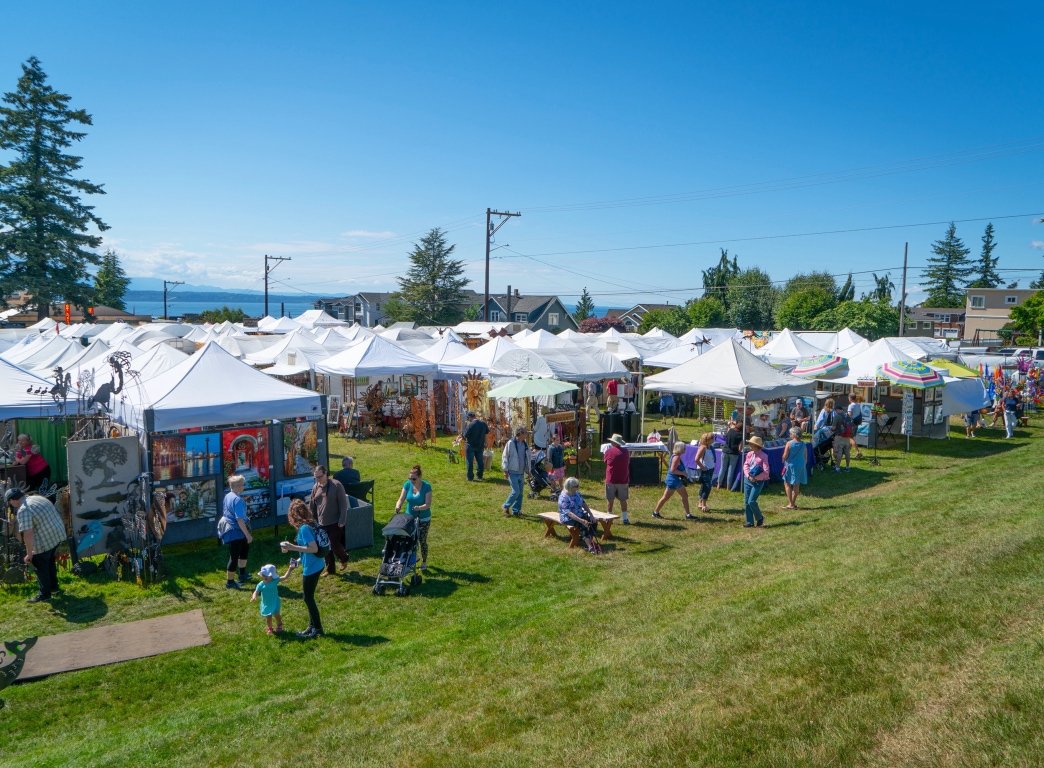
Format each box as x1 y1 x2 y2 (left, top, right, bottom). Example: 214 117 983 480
651 511 663 519
296 627 315 638
420 563 428 571
225 580 240 590
755 520 765 527
27 593 50 603
266 627 275 636
685 514 697 520
622 518 630 525
297 627 322 639
834 466 841 473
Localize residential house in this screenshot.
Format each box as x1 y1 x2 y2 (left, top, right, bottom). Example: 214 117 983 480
606 303 674 332
963 288 1037 343
316 290 486 327
904 307 965 340
480 290 578 332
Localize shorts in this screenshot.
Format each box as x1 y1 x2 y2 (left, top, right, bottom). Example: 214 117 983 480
551 467 565 482
605 483 629 501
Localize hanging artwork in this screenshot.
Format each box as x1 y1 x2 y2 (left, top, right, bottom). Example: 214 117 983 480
152 431 221 480
67 436 142 558
282 421 319 476
151 479 218 523
222 427 271 485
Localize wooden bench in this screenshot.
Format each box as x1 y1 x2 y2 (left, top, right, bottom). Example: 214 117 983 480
537 509 619 548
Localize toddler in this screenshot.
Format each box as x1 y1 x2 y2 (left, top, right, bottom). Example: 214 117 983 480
251 562 294 635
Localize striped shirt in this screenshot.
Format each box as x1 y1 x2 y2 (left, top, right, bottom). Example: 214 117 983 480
17 495 66 554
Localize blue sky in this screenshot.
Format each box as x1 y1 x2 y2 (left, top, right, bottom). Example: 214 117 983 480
3 2 1043 307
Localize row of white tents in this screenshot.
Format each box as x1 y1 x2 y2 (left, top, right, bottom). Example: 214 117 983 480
0 312 985 432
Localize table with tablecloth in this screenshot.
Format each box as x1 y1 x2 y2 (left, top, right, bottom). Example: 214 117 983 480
685 438 814 490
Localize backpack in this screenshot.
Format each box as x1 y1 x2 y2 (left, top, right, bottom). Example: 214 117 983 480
309 524 330 557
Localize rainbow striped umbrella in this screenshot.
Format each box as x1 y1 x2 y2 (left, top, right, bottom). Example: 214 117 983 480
875 360 944 389
790 354 848 379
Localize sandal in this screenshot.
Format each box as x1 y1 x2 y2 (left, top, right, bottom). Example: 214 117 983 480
266 627 275 636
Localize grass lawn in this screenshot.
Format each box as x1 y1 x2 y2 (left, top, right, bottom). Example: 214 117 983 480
1 415 1042 767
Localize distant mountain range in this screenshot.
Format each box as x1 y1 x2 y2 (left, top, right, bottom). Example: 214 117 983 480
128 278 268 294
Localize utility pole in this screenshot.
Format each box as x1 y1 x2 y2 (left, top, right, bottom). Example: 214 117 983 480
264 254 292 317
484 208 521 321
162 280 184 320
897 242 908 335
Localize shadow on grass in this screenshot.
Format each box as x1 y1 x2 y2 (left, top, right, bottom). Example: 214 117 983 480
157 573 211 602
762 519 816 529
281 631 390 647
49 593 108 623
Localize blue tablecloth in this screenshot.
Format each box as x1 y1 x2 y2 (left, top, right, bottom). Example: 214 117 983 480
685 441 814 489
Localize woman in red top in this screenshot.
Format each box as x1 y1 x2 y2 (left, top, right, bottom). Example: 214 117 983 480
14 434 50 491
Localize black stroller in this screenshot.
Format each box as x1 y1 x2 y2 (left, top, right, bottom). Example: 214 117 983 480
812 426 835 470
372 513 421 596
527 449 561 500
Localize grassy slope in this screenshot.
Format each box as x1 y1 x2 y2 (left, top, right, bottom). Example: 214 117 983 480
0 417 1041 767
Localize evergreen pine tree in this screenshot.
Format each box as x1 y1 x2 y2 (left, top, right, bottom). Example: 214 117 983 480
701 249 739 311
0 57 108 319
968 222 1001 288
573 287 595 323
923 222 973 306
93 249 129 310
836 273 855 302
396 227 469 325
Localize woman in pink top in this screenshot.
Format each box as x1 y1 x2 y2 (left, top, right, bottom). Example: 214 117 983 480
742 435 769 527
14 434 50 490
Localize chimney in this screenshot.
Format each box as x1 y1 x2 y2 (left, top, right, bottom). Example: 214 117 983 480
514 288 520 298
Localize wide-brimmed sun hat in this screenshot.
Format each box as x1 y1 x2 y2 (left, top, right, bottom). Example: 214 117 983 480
745 435 764 449
258 564 278 579
608 433 626 447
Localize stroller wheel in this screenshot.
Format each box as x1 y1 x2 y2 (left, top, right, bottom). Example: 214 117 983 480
373 584 384 596
411 574 422 587
397 585 409 597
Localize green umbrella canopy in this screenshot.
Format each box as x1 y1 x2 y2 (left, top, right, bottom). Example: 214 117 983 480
486 376 578 399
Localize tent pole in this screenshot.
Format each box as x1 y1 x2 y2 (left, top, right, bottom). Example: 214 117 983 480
639 368 645 440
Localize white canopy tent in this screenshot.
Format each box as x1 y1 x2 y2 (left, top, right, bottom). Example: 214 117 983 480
830 339 919 385
120 342 322 433
643 343 704 370
1 334 75 370
316 335 437 378
245 329 332 367
0 357 79 419
438 336 523 377
644 339 816 401
756 328 830 367
418 334 470 365
293 309 347 328
29 337 110 377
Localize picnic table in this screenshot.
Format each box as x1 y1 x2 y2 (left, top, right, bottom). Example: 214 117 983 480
537 508 619 548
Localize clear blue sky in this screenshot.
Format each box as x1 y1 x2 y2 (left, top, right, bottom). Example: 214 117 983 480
4 1 1043 307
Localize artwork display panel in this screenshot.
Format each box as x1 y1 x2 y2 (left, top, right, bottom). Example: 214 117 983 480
152 432 221 480
67 436 143 558
282 421 319 476
222 427 271 487
152 479 218 523
275 476 314 518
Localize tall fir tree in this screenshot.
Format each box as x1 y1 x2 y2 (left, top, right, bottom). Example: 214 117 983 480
0 57 108 319
573 287 595 323
395 227 469 325
836 273 855 303
93 249 129 310
923 222 973 306
701 248 739 311
968 222 1001 288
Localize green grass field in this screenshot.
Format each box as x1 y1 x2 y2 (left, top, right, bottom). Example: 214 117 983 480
1 416 1042 767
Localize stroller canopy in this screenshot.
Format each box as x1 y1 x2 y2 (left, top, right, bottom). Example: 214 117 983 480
382 513 418 539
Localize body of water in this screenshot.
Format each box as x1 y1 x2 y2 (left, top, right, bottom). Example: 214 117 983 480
125 296 320 320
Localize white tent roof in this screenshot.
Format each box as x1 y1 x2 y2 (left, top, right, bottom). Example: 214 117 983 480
124 341 322 432
644 339 816 401
418 334 470 364
506 345 627 382
836 327 867 350
838 338 871 358
332 324 376 342
293 309 347 328
642 327 678 341
95 322 134 344
29 337 111 376
256 316 301 334
2 334 75 369
756 328 830 366
28 317 58 331
679 327 743 347
556 329 587 341
511 328 534 341
831 339 918 385
245 330 330 366
0 357 79 419
450 321 513 336
514 329 571 350
0 333 53 364
438 336 521 377
885 336 954 361
316 335 436 378
644 342 704 369
311 328 361 352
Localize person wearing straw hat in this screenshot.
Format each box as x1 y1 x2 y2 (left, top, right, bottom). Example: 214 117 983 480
603 433 631 524
742 435 770 528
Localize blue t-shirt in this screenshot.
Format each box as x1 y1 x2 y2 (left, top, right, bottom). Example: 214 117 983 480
221 491 247 542
402 480 432 522
254 576 281 617
297 525 324 576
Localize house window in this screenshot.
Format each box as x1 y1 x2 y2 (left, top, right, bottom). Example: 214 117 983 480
489 310 502 321
548 312 559 327
970 295 985 309
922 321 933 329
1005 296 1018 305
514 313 527 323
937 314 950 323
354 303 362 314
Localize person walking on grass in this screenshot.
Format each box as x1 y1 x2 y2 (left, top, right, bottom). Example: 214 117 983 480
846 394 865 459
717 419 743 490
603 433 631 524
501 426 530 517
461 411 489 481
1003 389 1019 438
395 464 433 570
251 562 293 636
221 474 253 589
964 409 980 438
694 433 716 514
653 442 692 520
279 499 324 639
781 428 808 510
742 436 769 527
309 465 349 575
6 488 63 603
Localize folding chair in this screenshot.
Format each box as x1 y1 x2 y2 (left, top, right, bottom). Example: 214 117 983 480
878 415 898 443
